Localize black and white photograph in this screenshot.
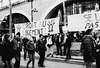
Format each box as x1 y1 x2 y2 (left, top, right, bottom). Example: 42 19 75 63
0 0 100 68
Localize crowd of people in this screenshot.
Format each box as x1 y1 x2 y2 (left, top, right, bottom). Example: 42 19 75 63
0 32 22 68
0 32 47 68
0 28 100 68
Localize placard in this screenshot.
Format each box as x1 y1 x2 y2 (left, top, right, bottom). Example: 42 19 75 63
68 11 100 31
15 17 59 37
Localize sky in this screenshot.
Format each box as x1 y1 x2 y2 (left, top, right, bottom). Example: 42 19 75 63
0 0 25 7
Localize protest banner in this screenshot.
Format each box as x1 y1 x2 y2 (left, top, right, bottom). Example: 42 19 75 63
14 23 25 37
14 17 59 37
68 11 100 31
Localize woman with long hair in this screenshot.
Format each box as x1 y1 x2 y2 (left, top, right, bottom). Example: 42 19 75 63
26 36 35 68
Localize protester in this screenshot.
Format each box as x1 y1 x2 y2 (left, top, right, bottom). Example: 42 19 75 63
81 29 96 68
62 33 68 55
0 37 2 56
36 34 46 67
95 35 100 68
60 33 64 55
55 33 60 55
56 33 63 55
46 33 53 57
11 32 22 68
1 33 13 68
65 33 72 61
26 36 35 68
22 37 29 61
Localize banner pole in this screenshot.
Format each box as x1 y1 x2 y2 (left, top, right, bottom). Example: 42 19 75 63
63 0 67 26
9 0 12 39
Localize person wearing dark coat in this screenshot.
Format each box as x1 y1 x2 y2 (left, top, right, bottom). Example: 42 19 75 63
55 33 63 55
65 33 72 61
36 34 46 67
81 29 96 68
11 32 22 68
1 34 13 68
95 36 100 68
62 33 68 55
22 37 29 60
55 33 60 55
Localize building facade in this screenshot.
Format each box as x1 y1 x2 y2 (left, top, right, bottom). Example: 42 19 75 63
0 0 100 36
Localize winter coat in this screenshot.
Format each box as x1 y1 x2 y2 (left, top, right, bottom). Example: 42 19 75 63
66 35 72 48
36 38 46 52
1 39 13 60
11 37 22 55
81 35 95 62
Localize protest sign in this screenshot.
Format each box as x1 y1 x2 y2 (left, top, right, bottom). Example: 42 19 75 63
15 23 25 37
15 17 59 37
68 11 100 31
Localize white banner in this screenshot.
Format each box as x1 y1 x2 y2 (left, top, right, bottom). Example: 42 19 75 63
68 11 100 31
14 17 59 37
15 23 25 37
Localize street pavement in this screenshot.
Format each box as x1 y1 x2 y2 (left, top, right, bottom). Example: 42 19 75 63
0 51 96 68
0 42 96 68
0 56 86 68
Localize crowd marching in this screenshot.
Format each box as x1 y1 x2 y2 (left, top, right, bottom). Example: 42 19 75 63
0 28 100 68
